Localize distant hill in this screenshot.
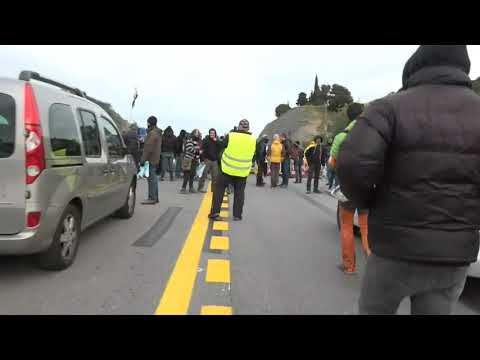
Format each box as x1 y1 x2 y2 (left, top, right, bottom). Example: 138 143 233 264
259 105 351 145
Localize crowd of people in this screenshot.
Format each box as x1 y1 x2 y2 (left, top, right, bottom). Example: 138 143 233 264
123 117 257 220
122 45 480 315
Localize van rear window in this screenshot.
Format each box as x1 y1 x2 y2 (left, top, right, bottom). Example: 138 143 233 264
0 93 15 158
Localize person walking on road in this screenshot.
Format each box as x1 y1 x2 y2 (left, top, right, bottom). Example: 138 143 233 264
123 123 141 171
198 128 221 193
338 45 480 315
324 138 336 190
320 137 330 179
280 133 292 188
175 129 187 179
304 135 323 194
140 116 162 205
160 126 176 181
291 141 304 184
255 135 269 187
180 129 201 194
267 134 284 188
330 103 370 275
209 119 256 221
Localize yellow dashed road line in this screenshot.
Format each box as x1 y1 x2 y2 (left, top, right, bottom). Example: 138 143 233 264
220 210 229 218
155 189 212 315
205 259 231 283
213 221 229 231
200 306 233 315
210 236 229 251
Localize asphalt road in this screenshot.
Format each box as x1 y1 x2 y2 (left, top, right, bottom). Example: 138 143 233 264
0 175 479 315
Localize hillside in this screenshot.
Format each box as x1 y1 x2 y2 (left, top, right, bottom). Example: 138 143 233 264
260 105 350 145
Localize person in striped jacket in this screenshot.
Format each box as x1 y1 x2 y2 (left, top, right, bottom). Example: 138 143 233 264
180 129 201 194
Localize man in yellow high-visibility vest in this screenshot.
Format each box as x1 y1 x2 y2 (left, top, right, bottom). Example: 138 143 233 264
209 119 256 221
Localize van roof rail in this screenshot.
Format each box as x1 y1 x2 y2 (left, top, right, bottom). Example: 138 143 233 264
19 71 87 98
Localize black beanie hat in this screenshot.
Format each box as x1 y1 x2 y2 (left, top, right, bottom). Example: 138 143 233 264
147 116 157 127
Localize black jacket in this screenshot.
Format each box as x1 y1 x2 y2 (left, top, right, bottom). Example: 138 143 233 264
255 140 268 163
282 138 292 159
201 136 221 162
305 144 322 166
321 144 330 166
337 45 480 265
123 129 140 161
162 127 177 153
175 130 187 155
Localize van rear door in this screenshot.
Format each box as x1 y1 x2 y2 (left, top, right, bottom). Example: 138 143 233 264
0 83 26 235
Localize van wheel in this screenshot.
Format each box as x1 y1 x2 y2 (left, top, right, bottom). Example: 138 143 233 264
36 204 81 271
115 182 136 219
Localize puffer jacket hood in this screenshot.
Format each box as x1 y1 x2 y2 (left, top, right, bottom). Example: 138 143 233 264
402 45 472 90
164 126 174 137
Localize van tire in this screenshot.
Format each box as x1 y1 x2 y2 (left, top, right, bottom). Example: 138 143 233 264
36 204 81 271
115 181 136 219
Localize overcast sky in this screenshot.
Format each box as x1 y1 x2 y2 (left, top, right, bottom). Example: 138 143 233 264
2 45 480 136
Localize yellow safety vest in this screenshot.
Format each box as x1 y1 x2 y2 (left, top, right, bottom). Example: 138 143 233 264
221 132 256 177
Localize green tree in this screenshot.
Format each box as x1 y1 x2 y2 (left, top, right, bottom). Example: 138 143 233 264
296 92 308 106
319 84 331 104
275 103 291 117
327 84 353 112
309 75 324 105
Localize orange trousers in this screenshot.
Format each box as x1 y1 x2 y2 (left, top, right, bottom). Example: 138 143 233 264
339 206 370 272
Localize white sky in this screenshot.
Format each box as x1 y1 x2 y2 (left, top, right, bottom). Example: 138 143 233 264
2 45 480 136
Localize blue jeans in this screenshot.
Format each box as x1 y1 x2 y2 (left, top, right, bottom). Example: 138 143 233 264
175 154 182 178
327 167 336 189
148 164 159 202
281 158 290 186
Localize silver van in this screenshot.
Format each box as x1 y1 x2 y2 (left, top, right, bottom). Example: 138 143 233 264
0 71 138 270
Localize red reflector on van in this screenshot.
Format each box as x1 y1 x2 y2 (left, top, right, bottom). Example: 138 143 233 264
27 212 41 228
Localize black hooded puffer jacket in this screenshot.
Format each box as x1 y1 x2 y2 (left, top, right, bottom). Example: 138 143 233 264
337 45 480 265
162 126 177 153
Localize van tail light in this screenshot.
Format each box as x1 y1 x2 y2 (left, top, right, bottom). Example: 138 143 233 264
24 83 45 185
27 211 41 228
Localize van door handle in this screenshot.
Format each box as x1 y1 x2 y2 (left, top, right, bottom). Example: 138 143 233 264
103 169 110 176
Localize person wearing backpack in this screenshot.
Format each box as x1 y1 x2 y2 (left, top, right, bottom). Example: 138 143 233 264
330 103 371 275
304 135 323 194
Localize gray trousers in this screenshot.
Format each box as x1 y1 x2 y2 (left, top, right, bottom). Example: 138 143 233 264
160 152 174 180
270 163 280 187
198 159 219 191
359 254 468 315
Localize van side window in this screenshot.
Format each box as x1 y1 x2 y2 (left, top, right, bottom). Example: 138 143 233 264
49 104 82 157
100 117 123 158
79 110 101 157
0 93 15 159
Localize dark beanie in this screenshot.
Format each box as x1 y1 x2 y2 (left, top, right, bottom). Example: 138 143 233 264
147 116 157 127
402 45 471 86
